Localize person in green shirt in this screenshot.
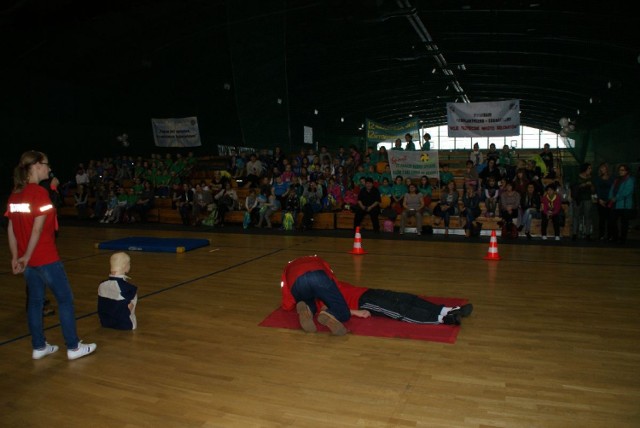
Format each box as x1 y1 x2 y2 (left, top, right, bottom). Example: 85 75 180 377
439 164 454 189
421 133 432 151
365 164 381 184
391 175 408 212
352 165 367 188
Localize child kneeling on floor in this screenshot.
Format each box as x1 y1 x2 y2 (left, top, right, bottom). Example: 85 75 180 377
98 252 138 330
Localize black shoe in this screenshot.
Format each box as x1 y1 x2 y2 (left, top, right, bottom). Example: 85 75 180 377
517 225 524 232
442 313 461 325
526 232 532 240
572 234 577 241
449 304 473 318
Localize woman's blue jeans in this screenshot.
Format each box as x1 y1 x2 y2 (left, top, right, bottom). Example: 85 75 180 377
291 270 350 322
24 261 79 350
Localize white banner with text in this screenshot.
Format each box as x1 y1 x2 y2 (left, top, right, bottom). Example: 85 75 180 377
447 99 520 137
388 150 440 180
151 117 202 147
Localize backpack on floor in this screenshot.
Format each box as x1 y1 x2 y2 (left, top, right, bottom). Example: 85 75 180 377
470 221 483 237
283 212 295 231
202 207 219 226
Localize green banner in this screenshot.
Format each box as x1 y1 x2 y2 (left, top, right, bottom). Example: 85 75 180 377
366 118 420 144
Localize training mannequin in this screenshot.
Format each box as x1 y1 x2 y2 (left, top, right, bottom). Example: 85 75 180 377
97 252 138 330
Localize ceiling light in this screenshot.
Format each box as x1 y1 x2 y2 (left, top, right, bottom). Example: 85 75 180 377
314 109 319 115
277 98 282 104
340 117 344 122
445 85 450 91
607 81 612 89
577 109 580 115
589 98 593 104
432 68 436 74
409 114 413 117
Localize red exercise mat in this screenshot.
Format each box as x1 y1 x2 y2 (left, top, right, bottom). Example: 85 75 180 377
259 297 468 344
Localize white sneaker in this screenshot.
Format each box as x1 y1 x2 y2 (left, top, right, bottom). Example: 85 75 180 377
542 236 547 240
33 343 59 360
67 341 97 360
555 236 561 241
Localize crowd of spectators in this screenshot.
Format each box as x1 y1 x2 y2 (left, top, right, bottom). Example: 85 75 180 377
58 143 635 243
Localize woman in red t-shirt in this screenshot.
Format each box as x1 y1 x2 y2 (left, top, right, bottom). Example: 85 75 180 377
6 150 97 361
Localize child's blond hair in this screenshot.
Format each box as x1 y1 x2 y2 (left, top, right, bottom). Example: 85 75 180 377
110 252 131 276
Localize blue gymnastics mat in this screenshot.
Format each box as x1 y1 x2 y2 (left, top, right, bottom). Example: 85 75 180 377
96 237 210 253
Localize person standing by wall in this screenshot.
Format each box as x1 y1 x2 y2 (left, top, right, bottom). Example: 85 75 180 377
608 164 635 245
570 163 595 241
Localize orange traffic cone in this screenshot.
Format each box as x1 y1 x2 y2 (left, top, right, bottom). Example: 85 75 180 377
483 229 502 261
349 226 368 255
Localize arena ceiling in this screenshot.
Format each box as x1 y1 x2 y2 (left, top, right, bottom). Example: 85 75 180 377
2 0 639 136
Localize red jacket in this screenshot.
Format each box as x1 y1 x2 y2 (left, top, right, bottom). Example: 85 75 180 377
280 256 338 310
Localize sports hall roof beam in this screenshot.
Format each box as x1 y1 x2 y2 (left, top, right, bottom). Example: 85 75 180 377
396 0 470 103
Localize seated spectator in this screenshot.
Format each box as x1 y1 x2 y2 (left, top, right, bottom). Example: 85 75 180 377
281 183 301 228
170 183 183 209
540 143 556 178
469 143 484 172
433 181 459 236
99 190 119 223
482 176 500 217
98 252 137 330
74 184 89 219
192 183 212 224
214 181 238 227
178 183 194 226
417 175 433 214
541 183 562 240
257 187 279 228
461 184 481 238
500 144 516 180
512 168 529 197
519 183 541 239
244 153 264 188
366 164 381 185
209 170 228 195
439 164 454 189
244 188 260 226
499 181 521 226
272 174 290 206
353 177 381 232
399 183 424 235
131 180 154 222
391 175 408 215
281 163 296 183
301 180 324 230
486 143 500 165
479 158 502 189
326 177 344 211
462 160 479 193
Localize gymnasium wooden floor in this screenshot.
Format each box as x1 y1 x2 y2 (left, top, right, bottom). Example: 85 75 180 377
1 224 639 427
